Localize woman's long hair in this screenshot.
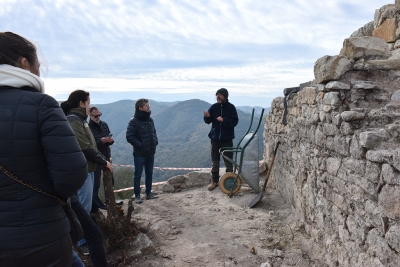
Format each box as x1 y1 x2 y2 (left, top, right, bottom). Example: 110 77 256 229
0 32 37 67
60 90 90 115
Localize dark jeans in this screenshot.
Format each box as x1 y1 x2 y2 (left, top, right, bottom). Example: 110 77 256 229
133 155 154 197
0 234 72 267
211 140 234 182
71 200 108 267
92 164 115 211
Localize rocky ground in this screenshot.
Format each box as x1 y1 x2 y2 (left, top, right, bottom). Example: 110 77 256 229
81 173 329 267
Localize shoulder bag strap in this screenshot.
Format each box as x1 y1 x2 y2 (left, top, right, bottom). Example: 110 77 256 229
0 164 66 206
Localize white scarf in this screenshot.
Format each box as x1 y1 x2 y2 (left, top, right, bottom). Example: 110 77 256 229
0 64 45 93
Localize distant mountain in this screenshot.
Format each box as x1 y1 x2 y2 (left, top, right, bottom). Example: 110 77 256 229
236 106 270 116
93 99 268 182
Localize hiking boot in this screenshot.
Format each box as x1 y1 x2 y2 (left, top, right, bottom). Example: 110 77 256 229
208 182 219 191
135 196 143 204
146 193 159 200
78 244 89 255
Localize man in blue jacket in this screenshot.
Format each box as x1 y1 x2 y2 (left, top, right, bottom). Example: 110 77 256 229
204 88 239 191
126 98 159 204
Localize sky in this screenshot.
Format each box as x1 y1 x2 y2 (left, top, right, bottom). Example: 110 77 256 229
1 0 392 107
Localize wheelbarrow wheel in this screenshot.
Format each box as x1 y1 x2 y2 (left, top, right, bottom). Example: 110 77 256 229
219 172 242 195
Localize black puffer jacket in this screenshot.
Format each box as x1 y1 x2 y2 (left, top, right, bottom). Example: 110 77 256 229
89 119 114 160
0 85 87 250
126 109 158 157
204 100 239 141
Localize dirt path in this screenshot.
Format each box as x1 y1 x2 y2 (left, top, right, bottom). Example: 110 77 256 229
117 177 328 267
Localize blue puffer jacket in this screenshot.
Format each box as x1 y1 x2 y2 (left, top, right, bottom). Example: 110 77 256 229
0 85 88 250
126 109 158 157
204 100 239 141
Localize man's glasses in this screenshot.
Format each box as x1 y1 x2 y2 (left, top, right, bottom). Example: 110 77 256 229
91 113 102 118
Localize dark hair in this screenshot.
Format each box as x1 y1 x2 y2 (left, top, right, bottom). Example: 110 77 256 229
89 106 99 114
0 32 37 67
60 90 90 115
135 98 149 110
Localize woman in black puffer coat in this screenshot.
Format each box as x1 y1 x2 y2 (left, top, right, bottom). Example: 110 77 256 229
0 32 87 266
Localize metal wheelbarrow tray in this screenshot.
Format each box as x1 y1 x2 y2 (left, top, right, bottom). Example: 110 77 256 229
219 108 264 197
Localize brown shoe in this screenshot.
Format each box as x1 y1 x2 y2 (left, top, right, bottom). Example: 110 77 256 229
208 182 219 191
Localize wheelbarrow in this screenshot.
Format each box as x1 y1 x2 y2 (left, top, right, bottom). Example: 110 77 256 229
219 108 264 197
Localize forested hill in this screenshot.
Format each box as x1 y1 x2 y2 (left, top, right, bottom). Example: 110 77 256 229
94 99 270 182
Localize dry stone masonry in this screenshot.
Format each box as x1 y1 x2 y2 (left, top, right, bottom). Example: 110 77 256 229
264 2 400 266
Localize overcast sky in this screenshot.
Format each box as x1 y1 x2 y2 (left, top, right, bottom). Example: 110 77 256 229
1 0 391 106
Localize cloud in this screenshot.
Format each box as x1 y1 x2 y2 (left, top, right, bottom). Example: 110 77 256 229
1 0 391 106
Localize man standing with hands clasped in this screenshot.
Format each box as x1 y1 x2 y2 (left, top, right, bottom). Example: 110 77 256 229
126 98 159 204
204 88 239 191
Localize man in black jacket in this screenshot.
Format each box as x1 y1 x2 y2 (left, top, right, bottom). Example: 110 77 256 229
204 88 239 191
88 106 122 210
126 98 159 204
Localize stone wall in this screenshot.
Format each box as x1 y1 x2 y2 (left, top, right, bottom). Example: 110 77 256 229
263 2 400 266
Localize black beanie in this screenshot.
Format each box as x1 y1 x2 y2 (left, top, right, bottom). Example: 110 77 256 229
216 88 228 99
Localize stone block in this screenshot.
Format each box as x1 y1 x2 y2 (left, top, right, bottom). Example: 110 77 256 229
385 224 400 253
340 122 354 135
168 175 187 184
316 83 327 92
339 37 390 59
326 81 351 90
366 59 400 70
359 129 389 149
382 164 400 185
391 89 400 101
378 185 400 219
366 149 393 163
374 4 399 28
366 161 381 183
366 229 393 265
314 126 326 145
334 135 350 156
322 92 342 106
351 21 375 37
350 134 366 159
343 158 365 175
299 87 317 105
326 157 341 176
314 55 353 83
185 171 210 188
394 150 400 171
357 177 378 196
332 112 341 126
389 48 400 59
162 183 175 193
372 17 398 42
341 111 365 121
347 214 366 242
352 81 380 90
322 123 339 136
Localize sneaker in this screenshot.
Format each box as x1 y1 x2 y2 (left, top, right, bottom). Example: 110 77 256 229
116 200 123 206
208 182 219 191
146 193 159 200
78 244 89 256
135 196 143 204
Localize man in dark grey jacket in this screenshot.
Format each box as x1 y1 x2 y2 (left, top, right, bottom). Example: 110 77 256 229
126 98 159 204
204 88 239 191
88 106 123 210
